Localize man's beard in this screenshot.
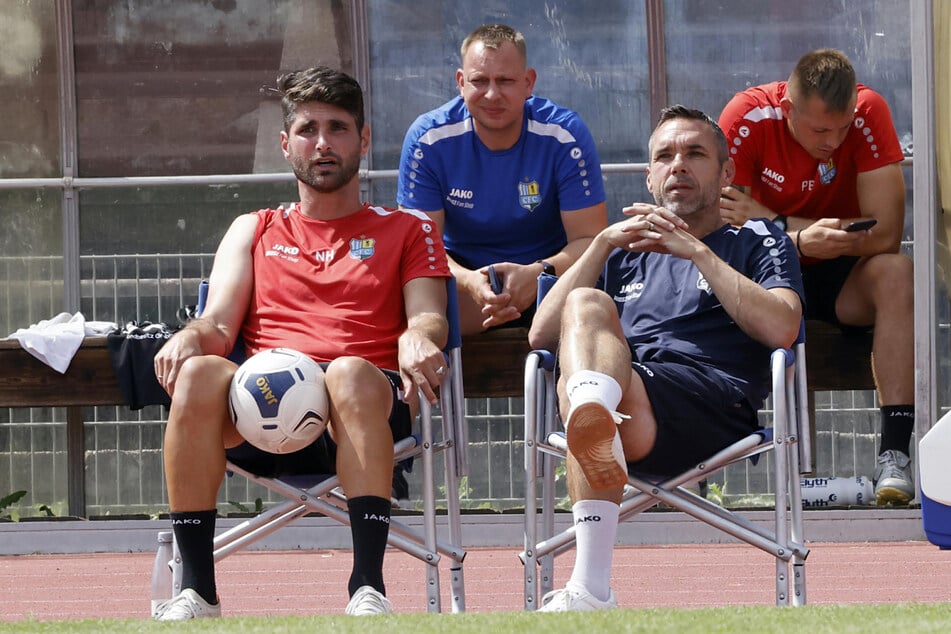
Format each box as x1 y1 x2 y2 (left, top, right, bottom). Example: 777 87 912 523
291 153 361 193
653 183 718 218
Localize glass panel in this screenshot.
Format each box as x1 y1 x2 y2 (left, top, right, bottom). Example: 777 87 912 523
664 1 912 139
0 189 63 335
0 1 61 177
77 181 298 323
936 3 951 414
367 0 649 221
71 0 354 177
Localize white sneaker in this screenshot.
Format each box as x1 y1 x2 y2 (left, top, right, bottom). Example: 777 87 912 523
153 588 221 621
538 586 618 612
345 585 393 615
565 398 628 490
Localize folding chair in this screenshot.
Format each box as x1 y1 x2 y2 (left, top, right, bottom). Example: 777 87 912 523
151 278 468 614
521 274 811 608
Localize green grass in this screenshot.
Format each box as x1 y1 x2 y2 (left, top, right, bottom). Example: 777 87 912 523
5 604 950 633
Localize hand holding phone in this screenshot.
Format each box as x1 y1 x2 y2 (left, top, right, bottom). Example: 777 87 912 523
844 219 877 232
487 265 503 294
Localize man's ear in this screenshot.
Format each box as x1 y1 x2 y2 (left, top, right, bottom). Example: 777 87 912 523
721 157 736 187
280 130 290 159
779 96 794 119
361 124 371 156
524 67 537 97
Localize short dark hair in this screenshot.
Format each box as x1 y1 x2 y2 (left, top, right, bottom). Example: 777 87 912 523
788 48 856 113
651 104 729 164
277 66 364 132
461 24 527 62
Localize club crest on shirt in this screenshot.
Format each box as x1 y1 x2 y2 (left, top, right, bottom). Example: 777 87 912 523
818 159 837 185
697 271 712 294
349 236 375 260
518 179 542 212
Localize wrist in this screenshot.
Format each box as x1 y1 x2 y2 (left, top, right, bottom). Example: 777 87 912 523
796 229 806 258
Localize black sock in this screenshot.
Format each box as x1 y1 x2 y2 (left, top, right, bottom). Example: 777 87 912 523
347 496 391 597
878 405 915 455
170 510 218 605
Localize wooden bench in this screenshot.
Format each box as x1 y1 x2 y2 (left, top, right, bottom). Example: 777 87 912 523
0 322 873 517
461 321 874 397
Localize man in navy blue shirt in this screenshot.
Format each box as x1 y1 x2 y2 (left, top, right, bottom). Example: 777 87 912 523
398 24 607 334
529 105 804 611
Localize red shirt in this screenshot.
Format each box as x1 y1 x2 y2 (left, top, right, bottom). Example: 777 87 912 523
718 82 903 222
241 203 450 371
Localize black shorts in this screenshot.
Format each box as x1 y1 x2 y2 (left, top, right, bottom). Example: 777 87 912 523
627 359 760 477
801 256 861 326
225 367 412 478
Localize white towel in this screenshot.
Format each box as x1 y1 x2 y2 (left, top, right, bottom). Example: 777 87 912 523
7 312 117 374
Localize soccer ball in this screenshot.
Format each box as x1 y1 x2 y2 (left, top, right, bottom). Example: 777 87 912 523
228 348 329 454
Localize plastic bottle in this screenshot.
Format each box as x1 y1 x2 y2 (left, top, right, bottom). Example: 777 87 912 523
150 530 173 616
800 476 873 508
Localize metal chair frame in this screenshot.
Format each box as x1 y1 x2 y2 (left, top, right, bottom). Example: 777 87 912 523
151 278 468 613
521 322 811 609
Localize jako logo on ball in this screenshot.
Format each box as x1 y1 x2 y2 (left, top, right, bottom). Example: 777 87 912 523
229 348 329 454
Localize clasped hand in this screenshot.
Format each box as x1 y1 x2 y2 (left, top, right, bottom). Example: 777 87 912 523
473 262 536 329
614 203 691 256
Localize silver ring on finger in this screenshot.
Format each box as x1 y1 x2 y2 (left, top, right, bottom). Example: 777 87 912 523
647 221 654 232
435 365 446 376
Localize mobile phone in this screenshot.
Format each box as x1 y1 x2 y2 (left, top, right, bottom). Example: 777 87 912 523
844 219 877 232
488 265 503 294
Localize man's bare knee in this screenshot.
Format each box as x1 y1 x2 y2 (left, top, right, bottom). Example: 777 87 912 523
564 288 613 322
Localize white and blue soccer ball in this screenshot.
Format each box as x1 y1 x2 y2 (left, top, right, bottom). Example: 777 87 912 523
228 348 329 454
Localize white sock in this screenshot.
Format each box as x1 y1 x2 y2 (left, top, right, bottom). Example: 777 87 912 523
565 370 622 412
566 499 619 601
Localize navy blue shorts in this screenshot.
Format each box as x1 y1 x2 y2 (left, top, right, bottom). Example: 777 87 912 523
225 367 412 478
801 256 863 327
627 359 760 477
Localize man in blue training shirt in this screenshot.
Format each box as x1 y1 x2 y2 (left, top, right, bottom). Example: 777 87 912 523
529 106 804 611
398 23 608 334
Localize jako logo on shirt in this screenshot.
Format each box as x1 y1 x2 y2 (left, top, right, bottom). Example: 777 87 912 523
265 243 300 262
349 237 376 260
447 187 474 209
614 281 644 302
760 166 785 193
